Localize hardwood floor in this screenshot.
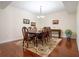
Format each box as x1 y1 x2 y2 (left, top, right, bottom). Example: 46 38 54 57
0 38 79 57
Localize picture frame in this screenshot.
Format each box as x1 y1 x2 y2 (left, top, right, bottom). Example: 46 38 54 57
23 19 30 24
53 20 59 24
31 22 36 26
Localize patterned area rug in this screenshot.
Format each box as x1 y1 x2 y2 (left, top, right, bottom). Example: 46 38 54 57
15 38 62 57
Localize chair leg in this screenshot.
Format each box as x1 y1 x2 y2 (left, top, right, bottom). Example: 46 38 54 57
33 38 36 46
23 40 24 46
23 40 29 48
35 37 38 47
26 41 29 48
41 39 43 46
36 39 38 47
47 37 49 42
45 38 47 44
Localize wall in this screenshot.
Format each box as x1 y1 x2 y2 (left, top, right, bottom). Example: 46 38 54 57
0 6 37 43
77 2 79 51
36 10 76 38
0 4 77 44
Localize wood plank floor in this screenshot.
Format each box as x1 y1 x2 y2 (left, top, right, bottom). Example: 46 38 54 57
0 38 79 57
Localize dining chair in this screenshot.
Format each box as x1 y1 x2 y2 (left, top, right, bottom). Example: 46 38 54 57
42 27 52 43
22 27 28 47
46 27 52 40
49 28 52 39
42 27 48 44
22 27 35 48
36 32 44 46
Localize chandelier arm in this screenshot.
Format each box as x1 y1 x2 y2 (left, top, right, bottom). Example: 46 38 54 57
37 6 45 18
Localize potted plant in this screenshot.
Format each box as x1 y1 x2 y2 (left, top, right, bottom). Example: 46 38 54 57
65 29 72 40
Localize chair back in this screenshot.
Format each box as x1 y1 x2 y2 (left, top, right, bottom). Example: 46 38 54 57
22 27 28 40
31 26 37 32
42 27 48 37
42 27 52 38
28 27 32 32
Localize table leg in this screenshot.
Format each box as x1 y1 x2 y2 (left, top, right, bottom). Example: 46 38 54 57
35 37 38 47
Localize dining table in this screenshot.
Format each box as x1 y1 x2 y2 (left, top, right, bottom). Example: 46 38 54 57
28 30 43 47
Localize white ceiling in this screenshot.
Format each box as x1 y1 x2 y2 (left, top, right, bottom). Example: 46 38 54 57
0 1 78 15
63 1 78 14
10 1 65 15
0 1 11 9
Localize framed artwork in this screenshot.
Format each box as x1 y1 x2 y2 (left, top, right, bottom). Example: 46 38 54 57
53 20 59 24
23 19 30 24
31 22 36 26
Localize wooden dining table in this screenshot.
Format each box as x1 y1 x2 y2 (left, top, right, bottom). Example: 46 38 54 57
28 30 43 47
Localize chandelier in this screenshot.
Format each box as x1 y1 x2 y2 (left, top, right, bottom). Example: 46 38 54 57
37 6 45 18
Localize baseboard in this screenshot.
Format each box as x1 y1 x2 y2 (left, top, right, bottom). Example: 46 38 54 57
0 36 76 44
0 38 22 44
61 37 76 40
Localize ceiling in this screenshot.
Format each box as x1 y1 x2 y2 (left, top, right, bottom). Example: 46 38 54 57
63 1 78 14
0 1 78 15
10 1 65 15
0 1 11 9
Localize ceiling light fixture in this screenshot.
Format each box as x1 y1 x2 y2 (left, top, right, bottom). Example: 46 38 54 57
37 6 45 18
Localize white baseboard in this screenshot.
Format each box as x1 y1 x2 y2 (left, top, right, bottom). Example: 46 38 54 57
0 38 22 44
61 36 76 39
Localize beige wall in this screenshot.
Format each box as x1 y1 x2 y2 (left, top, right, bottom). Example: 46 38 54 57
77 2 79 51
36 11 76 38
0 4 77 44
0 6 37 43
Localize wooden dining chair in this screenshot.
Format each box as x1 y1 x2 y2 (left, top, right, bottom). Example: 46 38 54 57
46 27 52 40
22 27 29 47
49 28 52 39
42 27 48 44
36 32 44 46
22 27 35 48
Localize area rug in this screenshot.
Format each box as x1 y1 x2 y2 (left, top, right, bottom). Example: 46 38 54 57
15 38 62 57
